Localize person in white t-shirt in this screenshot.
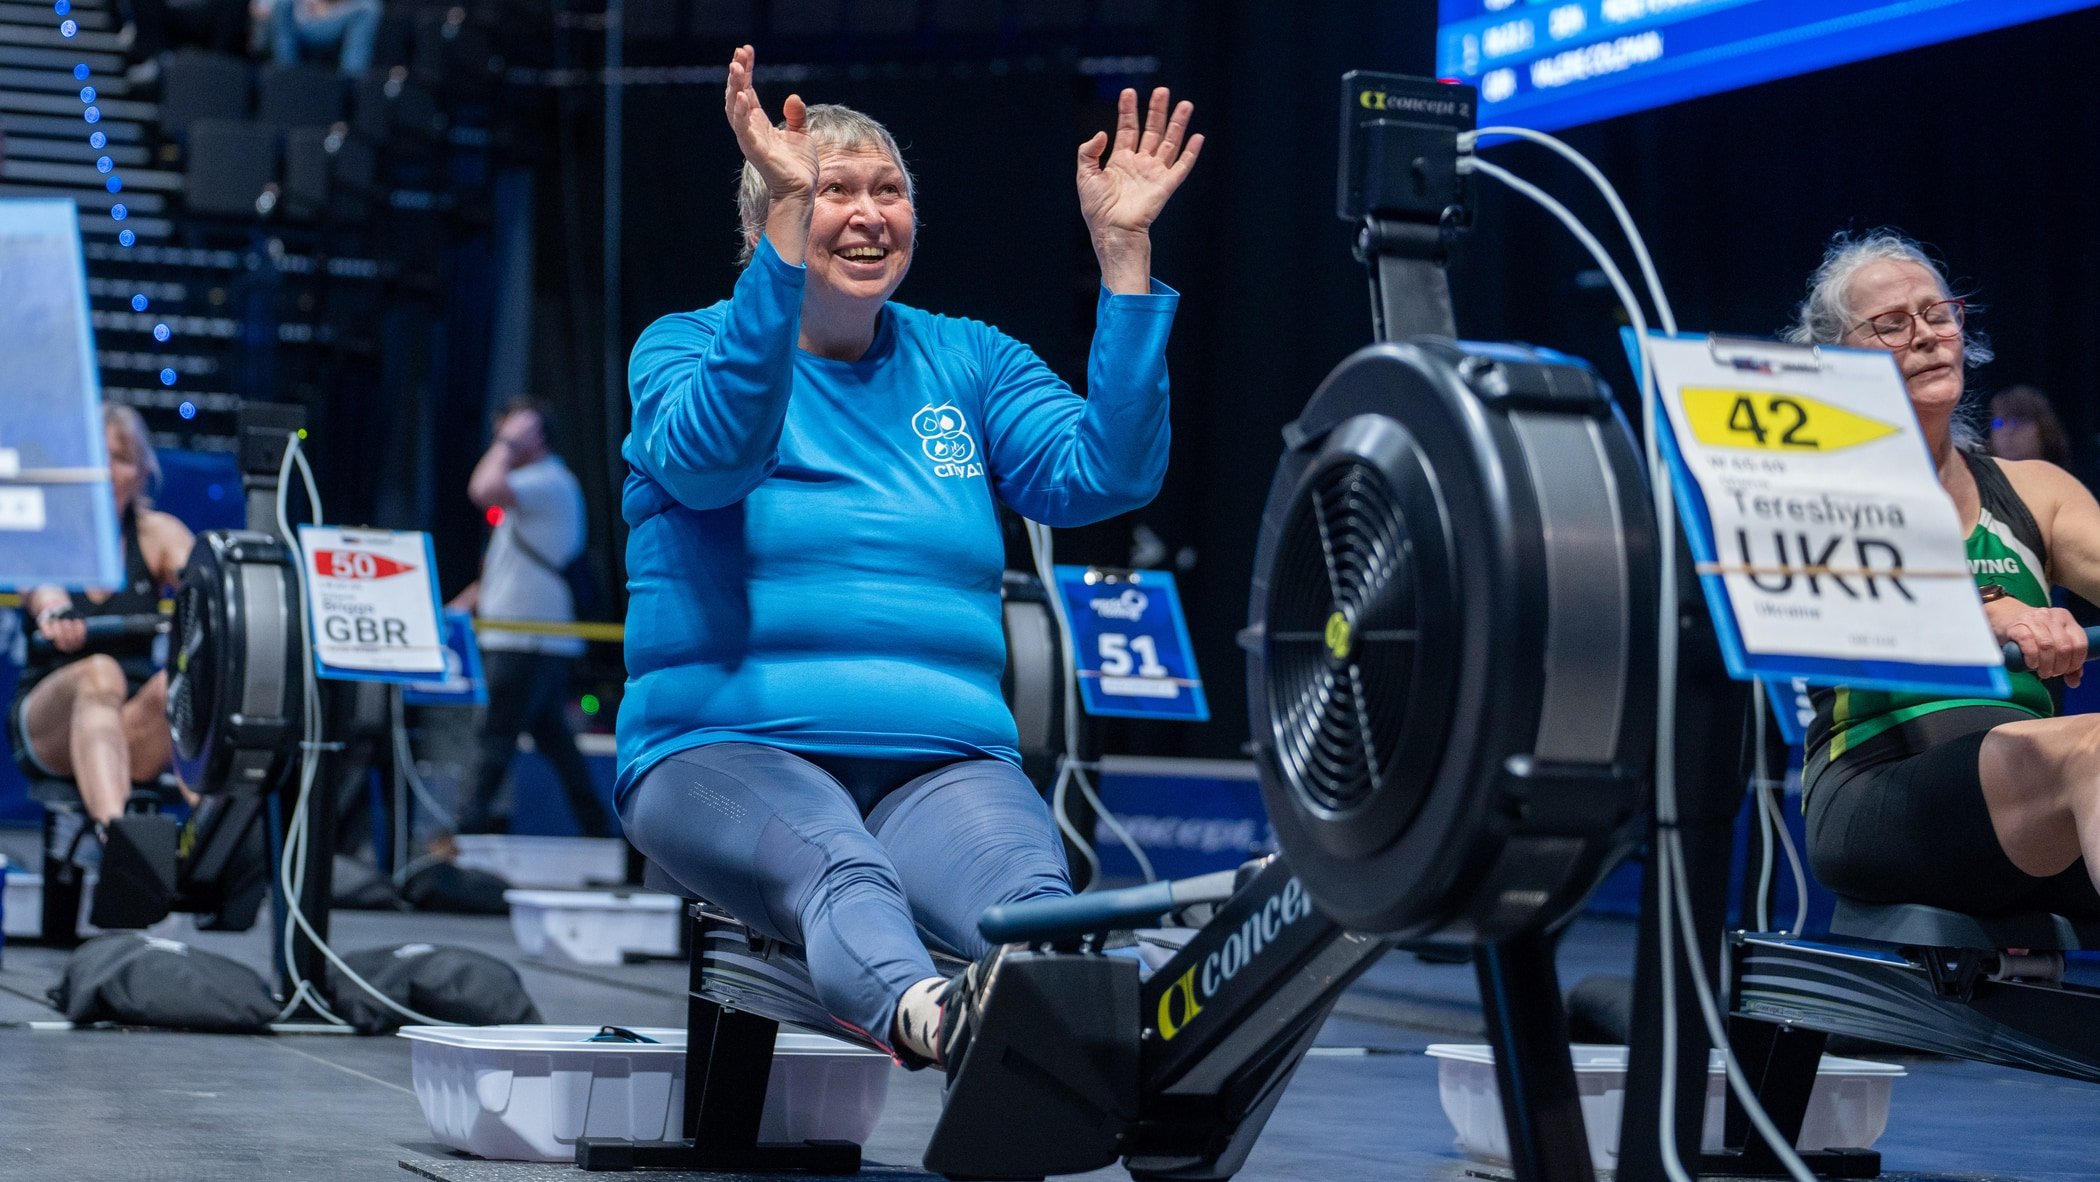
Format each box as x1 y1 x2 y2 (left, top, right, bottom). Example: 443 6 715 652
444 399 613 838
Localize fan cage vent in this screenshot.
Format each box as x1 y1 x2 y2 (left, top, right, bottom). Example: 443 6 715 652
1268 460 1421 814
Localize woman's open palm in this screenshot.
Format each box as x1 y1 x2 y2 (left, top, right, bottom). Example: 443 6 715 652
724 44 817 198
1077 87 1202 239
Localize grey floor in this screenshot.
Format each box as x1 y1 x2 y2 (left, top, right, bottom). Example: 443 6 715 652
1 831 2094 1182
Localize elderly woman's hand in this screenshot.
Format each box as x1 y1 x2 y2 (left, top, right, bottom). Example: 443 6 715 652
723 45 817 203
1991 599 2087 687
1076 87 1202 292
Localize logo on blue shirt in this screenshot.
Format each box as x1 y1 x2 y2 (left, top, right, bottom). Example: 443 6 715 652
913 402 984 478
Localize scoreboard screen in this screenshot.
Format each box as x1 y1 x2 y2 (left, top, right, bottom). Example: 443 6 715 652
1437 0 2098 133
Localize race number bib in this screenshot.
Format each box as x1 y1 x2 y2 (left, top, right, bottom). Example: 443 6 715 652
1053 566 1209 722
1642 333 2005 697
301 525 447 682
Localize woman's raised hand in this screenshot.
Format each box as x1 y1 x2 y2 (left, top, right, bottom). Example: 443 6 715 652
724 45 817 201
1076 87 1202 244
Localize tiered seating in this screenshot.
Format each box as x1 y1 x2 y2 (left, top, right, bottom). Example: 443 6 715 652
0 0 519 456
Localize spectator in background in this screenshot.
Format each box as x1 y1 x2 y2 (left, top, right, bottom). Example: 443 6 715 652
270 0 380 76
444 399 613 840
1991 386 2100 628
120 0 253 88
1990 385 2076 469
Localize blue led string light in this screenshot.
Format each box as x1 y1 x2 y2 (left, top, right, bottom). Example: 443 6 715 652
51 2 172 422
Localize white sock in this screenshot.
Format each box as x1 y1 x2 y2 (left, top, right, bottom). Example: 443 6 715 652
892 976 947 1061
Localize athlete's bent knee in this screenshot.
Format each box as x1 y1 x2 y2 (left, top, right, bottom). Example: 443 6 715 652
75 655 130 705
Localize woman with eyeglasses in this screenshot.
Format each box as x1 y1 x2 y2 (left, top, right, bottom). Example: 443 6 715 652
1783 229 2100 919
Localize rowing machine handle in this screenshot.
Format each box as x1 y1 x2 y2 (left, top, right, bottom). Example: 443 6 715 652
980 880 1178 944
2002 624 2100 670
26 612 169 658
979 870 1240 944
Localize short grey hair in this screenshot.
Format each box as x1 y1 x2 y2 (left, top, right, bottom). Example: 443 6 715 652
1784 228 1992 449
1783 228 1993 364
736 103 915 267
103 402 160 501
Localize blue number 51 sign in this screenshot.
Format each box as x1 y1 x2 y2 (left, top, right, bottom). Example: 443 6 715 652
1053 566 1208 722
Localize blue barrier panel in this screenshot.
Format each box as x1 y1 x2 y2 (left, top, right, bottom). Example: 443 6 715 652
1089 756 1273 883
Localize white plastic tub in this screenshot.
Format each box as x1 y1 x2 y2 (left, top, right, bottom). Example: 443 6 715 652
453 834 628 889
400 1024 890 1162
504 889 683 965
0 870 100 939
1426 1043 1904 1170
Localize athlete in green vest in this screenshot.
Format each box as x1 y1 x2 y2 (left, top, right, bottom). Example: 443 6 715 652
1792 230 2100 917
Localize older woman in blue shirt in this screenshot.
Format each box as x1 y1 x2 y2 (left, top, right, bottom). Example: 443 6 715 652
617 45 1202 1067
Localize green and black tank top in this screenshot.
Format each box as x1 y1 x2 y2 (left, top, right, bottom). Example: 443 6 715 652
1805 451 2055 769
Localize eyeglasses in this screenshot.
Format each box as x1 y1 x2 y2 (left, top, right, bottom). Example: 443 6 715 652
1848 298 1965 348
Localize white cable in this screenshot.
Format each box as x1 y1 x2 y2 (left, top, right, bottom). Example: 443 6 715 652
1746 684 1808 936
1666 836 1818 1182
1024 519 1105 887
1024 517 1157 885
392 690 456 830
1468 151 1700 1181
1467 125 1678 337
1761 766 1811 937
269 436 456 1028
272 436 348 1026
1025 518 1107 888
390 687 456 887
1654 788 1692 1182
1050 766 1104 888
1466 154 1817 1182
1752 682 1775 932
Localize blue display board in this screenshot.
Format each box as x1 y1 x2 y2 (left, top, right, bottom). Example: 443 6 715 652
1090 757 1274 882
0 199 121 590
1437 0 2099 133
402 610 490 706
1052 567 1209 722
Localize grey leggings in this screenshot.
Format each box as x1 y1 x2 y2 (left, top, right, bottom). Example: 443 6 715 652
619 743 1071 1050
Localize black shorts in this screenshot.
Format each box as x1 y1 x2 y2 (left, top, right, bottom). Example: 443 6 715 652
7 663 157 783
8 683 64 781
1805 705 2100 918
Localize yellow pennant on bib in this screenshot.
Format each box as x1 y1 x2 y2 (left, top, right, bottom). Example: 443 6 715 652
1679 388 1901 453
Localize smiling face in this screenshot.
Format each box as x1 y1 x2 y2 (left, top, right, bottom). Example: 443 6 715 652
803 143 915 314
1840 259 1966 418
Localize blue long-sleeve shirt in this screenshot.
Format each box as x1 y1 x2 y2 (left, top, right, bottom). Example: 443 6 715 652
615 238 1178 797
